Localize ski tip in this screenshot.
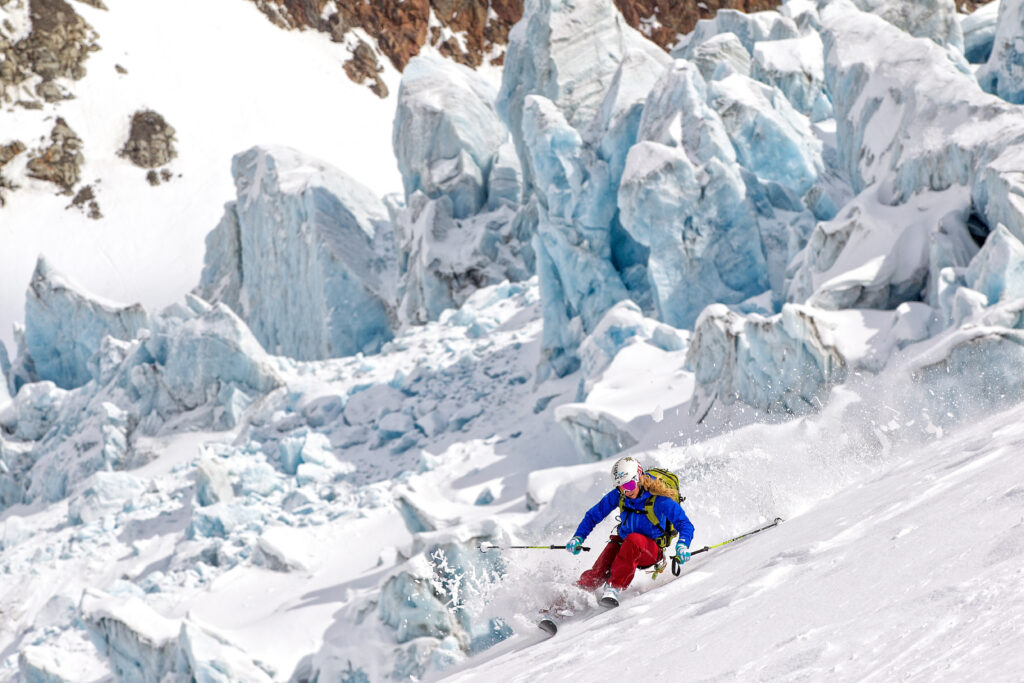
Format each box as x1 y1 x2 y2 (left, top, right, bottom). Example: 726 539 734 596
538 618 558 636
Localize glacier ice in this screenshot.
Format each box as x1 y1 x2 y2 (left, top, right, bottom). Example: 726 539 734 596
849 0 964 52
197 146 398 360
687 301 932 414
964 224 1024 304
672 9 799 60
961 0 1000 64
394 54 509 220
786 186 976 310
16 257 148 392
497 0 669 194
752 32 833 122
690 33 752 82
390 192 531 325
67 471 147 525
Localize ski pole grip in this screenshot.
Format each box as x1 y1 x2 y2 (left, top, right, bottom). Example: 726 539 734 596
671 557 680 576
552 544 591 551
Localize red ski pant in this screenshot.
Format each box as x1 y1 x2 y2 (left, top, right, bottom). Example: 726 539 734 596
577 533 661 591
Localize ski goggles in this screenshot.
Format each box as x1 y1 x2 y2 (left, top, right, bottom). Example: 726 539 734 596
619 480 638 492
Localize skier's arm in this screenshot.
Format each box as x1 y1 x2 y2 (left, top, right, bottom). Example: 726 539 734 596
657 497 695 546
572 489 620 540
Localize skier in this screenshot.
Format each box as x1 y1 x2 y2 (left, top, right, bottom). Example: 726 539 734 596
565 456 694 605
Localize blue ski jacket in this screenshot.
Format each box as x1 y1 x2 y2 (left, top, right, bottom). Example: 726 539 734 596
573 488 695 546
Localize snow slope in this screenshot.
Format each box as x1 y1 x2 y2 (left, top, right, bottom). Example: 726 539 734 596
446 402 1024 682
1 0 404 352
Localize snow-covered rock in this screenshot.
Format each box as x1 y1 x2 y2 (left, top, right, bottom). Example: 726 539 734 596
16 258 148 392
197 146 398 360
394 54 509 220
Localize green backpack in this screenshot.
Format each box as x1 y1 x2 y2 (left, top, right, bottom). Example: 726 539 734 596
618 467 684 549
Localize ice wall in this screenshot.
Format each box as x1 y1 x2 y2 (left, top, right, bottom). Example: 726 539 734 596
197 146 398 360
16 258 148 392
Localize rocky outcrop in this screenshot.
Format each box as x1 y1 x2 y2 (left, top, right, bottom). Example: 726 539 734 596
118 109 178 169
614 0 783 50
0 140 26 206
245 0 523 96
0 0 100 106
25 117 83 194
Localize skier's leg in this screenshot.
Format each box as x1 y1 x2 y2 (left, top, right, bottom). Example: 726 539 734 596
608 533 661 590
577 536 622 590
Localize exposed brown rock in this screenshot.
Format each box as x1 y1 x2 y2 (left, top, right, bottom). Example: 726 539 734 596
26 117 83 194
68 183 101 218
343 38 388 98
0 0 100 105
72 0 108 8
118 109 177 169
614 0 784 50
0 140 27 167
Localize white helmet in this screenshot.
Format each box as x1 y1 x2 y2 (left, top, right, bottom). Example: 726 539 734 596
611 457 643 488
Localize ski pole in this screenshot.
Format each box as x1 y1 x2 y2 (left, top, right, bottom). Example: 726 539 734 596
478 541 591 553
672 517 783 576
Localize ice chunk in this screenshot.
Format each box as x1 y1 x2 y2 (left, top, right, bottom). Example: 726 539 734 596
619 141 768 329
965 224 1024 304
188 500 266 539
80 588 179 682
688 303 847 414
394 54 509 220
787 186 975 310
67 471 147 525
498 0 669 193
752 32 833 121
0 340 11 403
849 0 964 52
978 0 1024 103
486 142 523 210
197 146 398 360
961 0 1000 64
690 33 752 82
195 453 234 507
554 404 639 460
672 9 799 59
148 303 281 416
178 621 274 683
708 73 822 197
379 571 455 643
17 257 148 391
23 401 134 506
0 380 66 441
910 305 1024 422
391 193 531 324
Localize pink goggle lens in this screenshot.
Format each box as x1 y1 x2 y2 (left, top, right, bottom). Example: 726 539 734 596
619 480 638 492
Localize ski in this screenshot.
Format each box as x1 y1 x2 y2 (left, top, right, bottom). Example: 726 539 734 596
536 597 618 636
